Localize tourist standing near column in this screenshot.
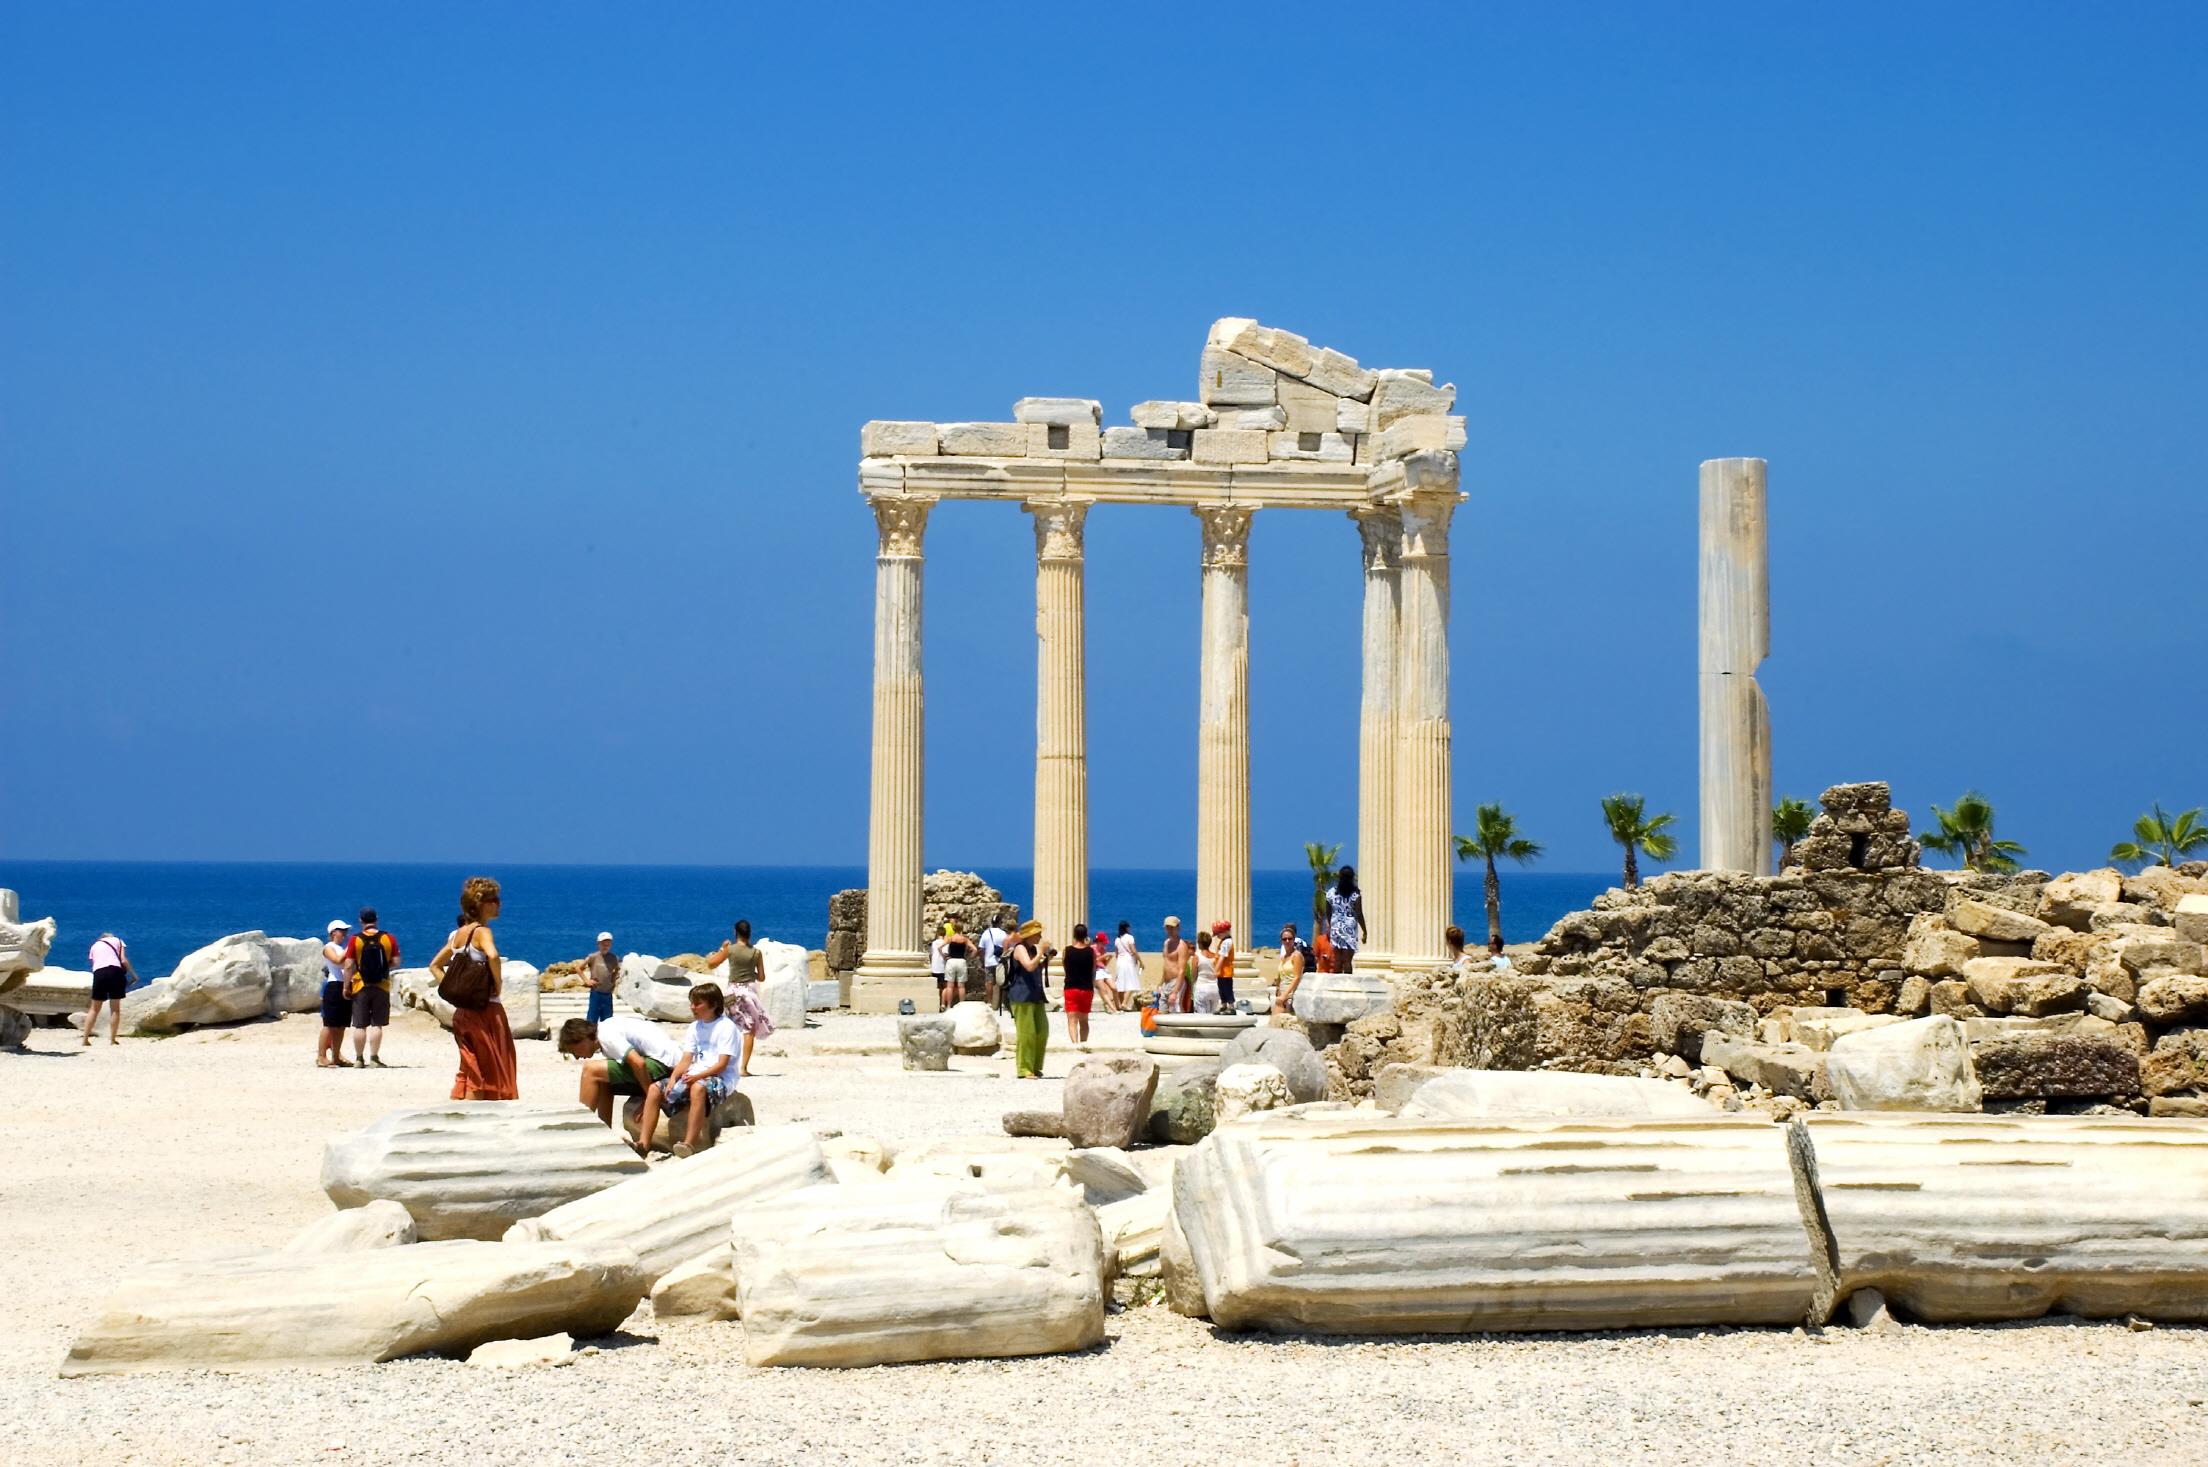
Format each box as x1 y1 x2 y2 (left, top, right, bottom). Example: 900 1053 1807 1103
1211 919 1237 1010
1158 917 1190 1013
1274 922 1311 1015
1061 923 1096 1045
928 928 948 1011
704 920 773 1078
581 932 618 1024
428 877 517 1101
1326 867 1368 973
1006 919 1050 1079
978 914 1010 1008
317 920 353 1068
84 932 135 1047
345 907 398 1068
1088 926 1116 1013
1191 932 1221 1014
1111 922 1141 1010
941 922 975 1010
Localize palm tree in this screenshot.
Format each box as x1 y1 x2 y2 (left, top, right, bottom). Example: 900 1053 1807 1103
1919 791 2026 874
1455 804 1542 954
2111 803 2208 870
1600 794 1676 889
1771 796 1814 871
1303 842 1341 930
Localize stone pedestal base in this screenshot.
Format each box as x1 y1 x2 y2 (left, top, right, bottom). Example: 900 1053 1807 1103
851 952 934 1015
1292 971 1396 1025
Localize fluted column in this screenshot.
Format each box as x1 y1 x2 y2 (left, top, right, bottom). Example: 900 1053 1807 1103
1350 507 1401 971
1392 479 1455 969
1195 504 1254 956
855 494 935 1011
1027 499 1091 948
1699 457 1772 874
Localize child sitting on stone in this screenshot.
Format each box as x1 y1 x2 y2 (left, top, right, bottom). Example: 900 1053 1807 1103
631 983 740 1159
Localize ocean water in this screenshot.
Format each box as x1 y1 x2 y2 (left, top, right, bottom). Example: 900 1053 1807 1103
4 861 1619 979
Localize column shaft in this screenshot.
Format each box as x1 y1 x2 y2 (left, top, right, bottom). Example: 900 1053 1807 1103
1698 457 1772 874
1352 508 1401 970
1195 505 1254 958
1028 501 1090 946
1392 492 1455 969
855 495 934 1010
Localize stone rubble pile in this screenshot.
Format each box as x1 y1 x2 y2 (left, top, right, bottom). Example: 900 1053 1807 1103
824 870 1017 998
860 318 1463 473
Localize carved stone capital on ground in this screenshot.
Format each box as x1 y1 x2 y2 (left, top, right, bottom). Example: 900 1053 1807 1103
1193 503 1255 570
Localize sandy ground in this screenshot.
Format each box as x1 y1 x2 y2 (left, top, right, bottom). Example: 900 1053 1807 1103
5 1007 2208 1466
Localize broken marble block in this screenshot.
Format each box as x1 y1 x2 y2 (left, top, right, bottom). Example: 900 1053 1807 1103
732 1181 1105 1367
1188 427 1270 464
121 932 272 1031
1062 1054 1159 1149
1173 1114 1817 1334
60 1240 649 1375
1100 426 1186 460
1197 347 1278 406
900 1016 953 1071
860 420 938 457
1207 317 1316 379
1011 397 1102 426
1130 400 1215 430
283 1199 418 1254
1823 1016 1983 1112
1792 1113 2208 1323
1370 368 1457 425
936 422 1028 456
322 1104 646 1241
650 1244 737 1321
1392 1069 1714 1121
1373 414 1468 460
505 1125 830 1282
888 1134 1072 1192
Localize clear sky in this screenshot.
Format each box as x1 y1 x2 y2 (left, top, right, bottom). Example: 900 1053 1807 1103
5 3 2204 876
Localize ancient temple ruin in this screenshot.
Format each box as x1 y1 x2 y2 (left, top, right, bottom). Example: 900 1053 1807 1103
851 318 1467 1011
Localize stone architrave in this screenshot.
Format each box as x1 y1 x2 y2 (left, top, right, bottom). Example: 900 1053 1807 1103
1350 506 1401 972
1389 459 1458 968
1194 504 1255 951
854 492 936 1013
1027 499 1091 948
1698 457 1771 875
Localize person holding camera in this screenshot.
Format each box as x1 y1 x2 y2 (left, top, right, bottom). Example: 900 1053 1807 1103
1005 918 1052 1079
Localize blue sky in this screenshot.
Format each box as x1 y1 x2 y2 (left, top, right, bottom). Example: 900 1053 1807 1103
4 3 2203 875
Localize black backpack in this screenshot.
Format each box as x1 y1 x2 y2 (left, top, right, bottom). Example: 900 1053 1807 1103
355 931 392 985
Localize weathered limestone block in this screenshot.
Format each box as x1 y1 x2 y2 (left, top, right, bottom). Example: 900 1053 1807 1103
1207 318 1316 379
616 955 695 1022
1964 958 2083 1016
1062 1054 1159 1149
899 1016 953 1071
4 966 91 1017
758 939 810 1032
1188 427 1270 464
1275 376 1341 433
283 1199 418 1253
0 1007 29 1048
731 1182 1106 1367
1291 968 1395 1025
1197 347 1277 406
1148 1059 1223 1144
1950 899 2053 945
1394 1070 1711 1121
1702 1032 1827 1101
61 1240 649 1374
623 1087 753 1155
650 1244 737 1321
1215 1063 1292 1125
1267 429 1353 462
1212 405 1288 431
860 421 938 457
1012 396 1104 426
1024 421 1102 459
323 1104 646 1241
1647 993 1756 1063
1174 1115 1817 1333
888 1135 1072 1192
1902 916 1982 978
2124 867 2208 911
1824 1017 1982 1112
467 1333 573 1367
1062 1146 1151 1207
2175 894 2208 944
937 422 1028 456
262 936 328 1015
1217 1026 1328 1103
1785 1008 1903 1051
1374 414 1468 460
946 999 1002 1054
1100 425 1186 460
1792 1114 2208 1322
1097 1188 1172 1277
2138 975 2208 1025
1304 345 1376 400
2142 1030 2208 1097
1370 368 1457 425
2041 871 2125 929
0 905 56 981
122 932 273 1031
506 1125 829 1281
1130 400 1214 430
1971 1033 2140 1099
2111 930 2207 980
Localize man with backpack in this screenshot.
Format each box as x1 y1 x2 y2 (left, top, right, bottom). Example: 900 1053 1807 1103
345 906 400 1068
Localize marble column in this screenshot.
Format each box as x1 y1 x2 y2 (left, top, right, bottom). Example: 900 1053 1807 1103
1027 499 1091 948
1194 504 1255 958
1698 457 1772 875
1350 507 1401 972
1392 484 1455 970
854 494 935 1012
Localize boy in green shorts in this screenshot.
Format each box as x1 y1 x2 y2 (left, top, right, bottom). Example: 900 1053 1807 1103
558 1013 684 1129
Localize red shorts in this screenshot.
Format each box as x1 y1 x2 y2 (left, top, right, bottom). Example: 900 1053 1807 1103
1063 987 1093 1015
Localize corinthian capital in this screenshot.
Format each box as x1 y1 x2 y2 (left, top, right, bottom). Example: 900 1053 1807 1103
1024 499 1091 562
1350 506 1402 574
1193 503 1255 570
869 495 935 559
1397 493 1454 561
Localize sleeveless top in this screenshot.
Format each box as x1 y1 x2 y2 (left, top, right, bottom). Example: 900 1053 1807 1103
726 939 763 984
1327 889 1361 950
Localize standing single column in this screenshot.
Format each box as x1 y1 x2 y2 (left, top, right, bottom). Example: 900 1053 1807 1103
1194 504 1254 962
1026 499 1090 949
855 494 935 1012
1392 481 1456 969
1350 507 1401 973
1699 457 1772 874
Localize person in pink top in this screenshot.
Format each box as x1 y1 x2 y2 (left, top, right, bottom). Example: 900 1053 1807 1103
85 933 137 1047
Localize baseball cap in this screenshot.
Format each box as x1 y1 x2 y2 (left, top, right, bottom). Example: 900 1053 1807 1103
596 931 614 943
328 919 349 934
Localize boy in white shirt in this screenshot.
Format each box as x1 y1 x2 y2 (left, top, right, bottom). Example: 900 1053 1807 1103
557 1013 685 1130
633 984 740 1159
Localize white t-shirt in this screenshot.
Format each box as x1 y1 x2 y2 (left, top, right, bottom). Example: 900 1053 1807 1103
928 937 946 976
596 1014 682 1069
980 926 1008 967
686 1016 741 1076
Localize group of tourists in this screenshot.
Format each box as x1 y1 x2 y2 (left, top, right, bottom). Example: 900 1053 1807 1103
558 981 739 1158
313 909 400 1068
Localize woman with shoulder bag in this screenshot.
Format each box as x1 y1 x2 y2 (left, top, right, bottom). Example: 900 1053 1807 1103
428 875 518 1100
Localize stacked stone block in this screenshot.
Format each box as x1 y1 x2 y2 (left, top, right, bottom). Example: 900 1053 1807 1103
825 872 1018 997
1790 780 1920 873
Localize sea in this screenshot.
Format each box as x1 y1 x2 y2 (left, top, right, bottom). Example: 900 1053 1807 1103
4 861 1618 980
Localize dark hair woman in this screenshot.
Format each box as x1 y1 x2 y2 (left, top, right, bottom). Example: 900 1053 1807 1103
1326 865 1368 974
428 875 518 1100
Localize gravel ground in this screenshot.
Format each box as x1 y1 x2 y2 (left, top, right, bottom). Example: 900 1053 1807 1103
6 1008 2208 1466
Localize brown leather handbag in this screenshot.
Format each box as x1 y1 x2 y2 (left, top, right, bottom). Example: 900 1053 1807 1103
437 925 498 1010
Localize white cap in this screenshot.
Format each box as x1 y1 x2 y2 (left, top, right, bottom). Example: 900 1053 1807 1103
597 931 614 944
328 919 350 934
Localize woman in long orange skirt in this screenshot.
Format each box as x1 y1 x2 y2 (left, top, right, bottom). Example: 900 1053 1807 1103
428 875 519 1101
